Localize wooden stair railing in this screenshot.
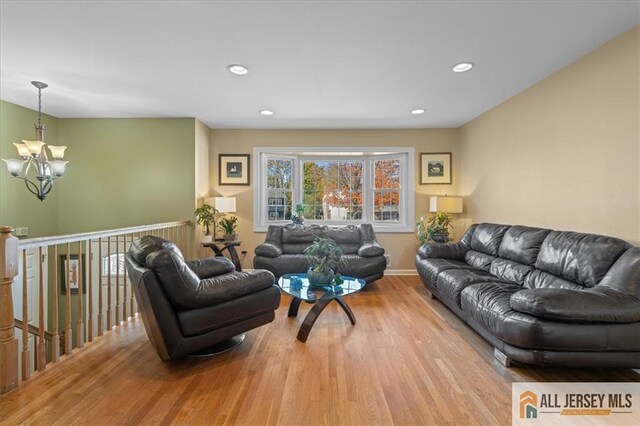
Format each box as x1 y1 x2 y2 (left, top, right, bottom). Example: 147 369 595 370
13 318 65 354
0 221 193 395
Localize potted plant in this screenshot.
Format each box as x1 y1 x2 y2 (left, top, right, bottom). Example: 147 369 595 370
416 212 454 243
291 203 305 224
303 237 344 286
194 204 217 243
218 216 238 242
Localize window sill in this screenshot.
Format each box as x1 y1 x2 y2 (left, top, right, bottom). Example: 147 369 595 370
253 222 414 233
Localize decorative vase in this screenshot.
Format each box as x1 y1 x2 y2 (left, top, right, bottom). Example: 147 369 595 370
224 233 237 243
201 234 212 243
292 214 304 225
307 268 335 285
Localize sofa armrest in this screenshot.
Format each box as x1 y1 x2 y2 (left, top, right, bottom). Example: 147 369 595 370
358 242 385 258
187 256 235 279
510 287 640 323
255 243 283 258
418 242 467 260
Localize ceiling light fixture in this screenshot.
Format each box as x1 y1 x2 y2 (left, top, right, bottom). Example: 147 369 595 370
411 109 426 115
452 62 474 73
2 81 68 201
259 110 274 116
227 64 249 75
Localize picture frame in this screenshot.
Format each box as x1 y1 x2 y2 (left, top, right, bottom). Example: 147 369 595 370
219 154 250 186
60 254 87 294
420 152 452 185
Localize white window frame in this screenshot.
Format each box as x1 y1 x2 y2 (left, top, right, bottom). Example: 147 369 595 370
253 147 414 233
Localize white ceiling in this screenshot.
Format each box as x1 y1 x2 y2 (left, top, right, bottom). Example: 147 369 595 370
0 1 638 129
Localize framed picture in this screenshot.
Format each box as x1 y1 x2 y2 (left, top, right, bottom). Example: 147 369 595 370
60 254 87 294
420 152 452 185
219 154 250 185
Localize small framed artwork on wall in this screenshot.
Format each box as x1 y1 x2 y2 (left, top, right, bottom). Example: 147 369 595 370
420 152 452 185
219 154 251 186
59 254 87 294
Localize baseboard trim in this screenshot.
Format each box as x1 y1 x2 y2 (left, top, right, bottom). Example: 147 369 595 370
386 269 418 276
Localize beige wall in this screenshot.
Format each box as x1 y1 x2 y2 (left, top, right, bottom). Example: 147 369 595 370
209 129 460 270
0 100 60 237
459 26 640 245
57 118 197 234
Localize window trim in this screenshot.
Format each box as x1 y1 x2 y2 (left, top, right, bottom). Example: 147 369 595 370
253 147 414 233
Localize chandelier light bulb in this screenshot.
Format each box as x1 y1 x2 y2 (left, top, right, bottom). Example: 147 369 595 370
48 160 68 176
13 143 31 158
22 140 45 156
48 145 67 159
2 159 25 176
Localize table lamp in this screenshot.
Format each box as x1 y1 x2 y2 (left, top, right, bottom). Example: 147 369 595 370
427 195 463 242
214 196 237 240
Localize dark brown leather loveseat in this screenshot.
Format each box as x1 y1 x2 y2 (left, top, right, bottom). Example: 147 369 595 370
254 223 386 284
126 236 281 360
415 223 640 368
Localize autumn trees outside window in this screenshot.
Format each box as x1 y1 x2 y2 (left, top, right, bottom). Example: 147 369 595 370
254 148 414 233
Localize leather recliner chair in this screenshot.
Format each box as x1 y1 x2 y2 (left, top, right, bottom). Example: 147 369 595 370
125 236 281 360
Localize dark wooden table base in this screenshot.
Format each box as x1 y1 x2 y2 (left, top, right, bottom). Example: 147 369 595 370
288 296 356 342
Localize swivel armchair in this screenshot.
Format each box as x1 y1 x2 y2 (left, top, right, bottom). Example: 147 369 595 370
125 236 281 360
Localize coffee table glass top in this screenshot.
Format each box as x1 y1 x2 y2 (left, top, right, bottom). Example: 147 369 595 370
278 273 365 302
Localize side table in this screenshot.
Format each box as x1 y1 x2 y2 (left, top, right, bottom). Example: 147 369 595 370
202 240 242 271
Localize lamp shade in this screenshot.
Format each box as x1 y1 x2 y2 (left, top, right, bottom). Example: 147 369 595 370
429 196 463 214
215 196 237 213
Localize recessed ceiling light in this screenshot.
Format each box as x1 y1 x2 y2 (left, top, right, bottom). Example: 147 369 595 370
259 109 274 116
411 108 426 115
452 62 474 73
227 64 248 75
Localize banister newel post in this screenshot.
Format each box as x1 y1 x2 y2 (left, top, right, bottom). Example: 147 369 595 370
0 226 19 394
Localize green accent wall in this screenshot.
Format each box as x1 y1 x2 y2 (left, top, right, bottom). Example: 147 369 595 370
57 118 197 233
0 100 60 237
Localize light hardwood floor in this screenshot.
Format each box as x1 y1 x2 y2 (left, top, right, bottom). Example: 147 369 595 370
1 276 638 425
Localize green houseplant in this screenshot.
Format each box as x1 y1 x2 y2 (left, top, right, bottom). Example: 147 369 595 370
194 204 217 243
291 203 305 224
303 237 344 285
218 216 238 242
416 212 454 244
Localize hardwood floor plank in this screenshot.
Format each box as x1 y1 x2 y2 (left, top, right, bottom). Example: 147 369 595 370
1 276 638 425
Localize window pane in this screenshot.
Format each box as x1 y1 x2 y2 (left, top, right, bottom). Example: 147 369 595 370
267 189 292 221
302 160 363 221
374 159 400 189
267 159 292 189
102 253 125 276
373 190 400 222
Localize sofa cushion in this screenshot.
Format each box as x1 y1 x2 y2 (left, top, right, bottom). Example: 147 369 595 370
524 269 584 290
282 225 322 254
437 269 508 307
464 250 495 270
322 226 361 254
338 254 387 279
460 282 640 351
415 257 480 286
498 225 551 266
177 286 281 337
470 223 510 256
253 254 310 278
535 231 631 287
489 258 533 286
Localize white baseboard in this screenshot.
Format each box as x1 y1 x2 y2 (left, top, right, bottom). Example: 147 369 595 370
386 269 418 276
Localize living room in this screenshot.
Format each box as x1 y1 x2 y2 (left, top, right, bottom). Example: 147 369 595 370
0 1 639 425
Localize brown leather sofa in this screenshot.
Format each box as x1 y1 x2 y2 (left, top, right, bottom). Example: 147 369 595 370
125 236 281 360
254 223 387 284
415 223 640 368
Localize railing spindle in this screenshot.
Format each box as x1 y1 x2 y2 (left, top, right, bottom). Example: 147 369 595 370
88 240 93 342
115 235 120 325
21 250 30 380
98 238 103 337
51 245 60 362
76 241 84 348
37 247 45 371
64 244 72 355
107 237 112 330
122 234 128 322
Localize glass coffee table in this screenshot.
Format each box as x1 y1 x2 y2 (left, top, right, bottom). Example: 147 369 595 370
278 273 366 342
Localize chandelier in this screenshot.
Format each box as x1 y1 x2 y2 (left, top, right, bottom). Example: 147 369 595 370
2 81 68 201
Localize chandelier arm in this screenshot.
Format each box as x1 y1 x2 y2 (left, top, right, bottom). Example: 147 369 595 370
21 177 42 198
